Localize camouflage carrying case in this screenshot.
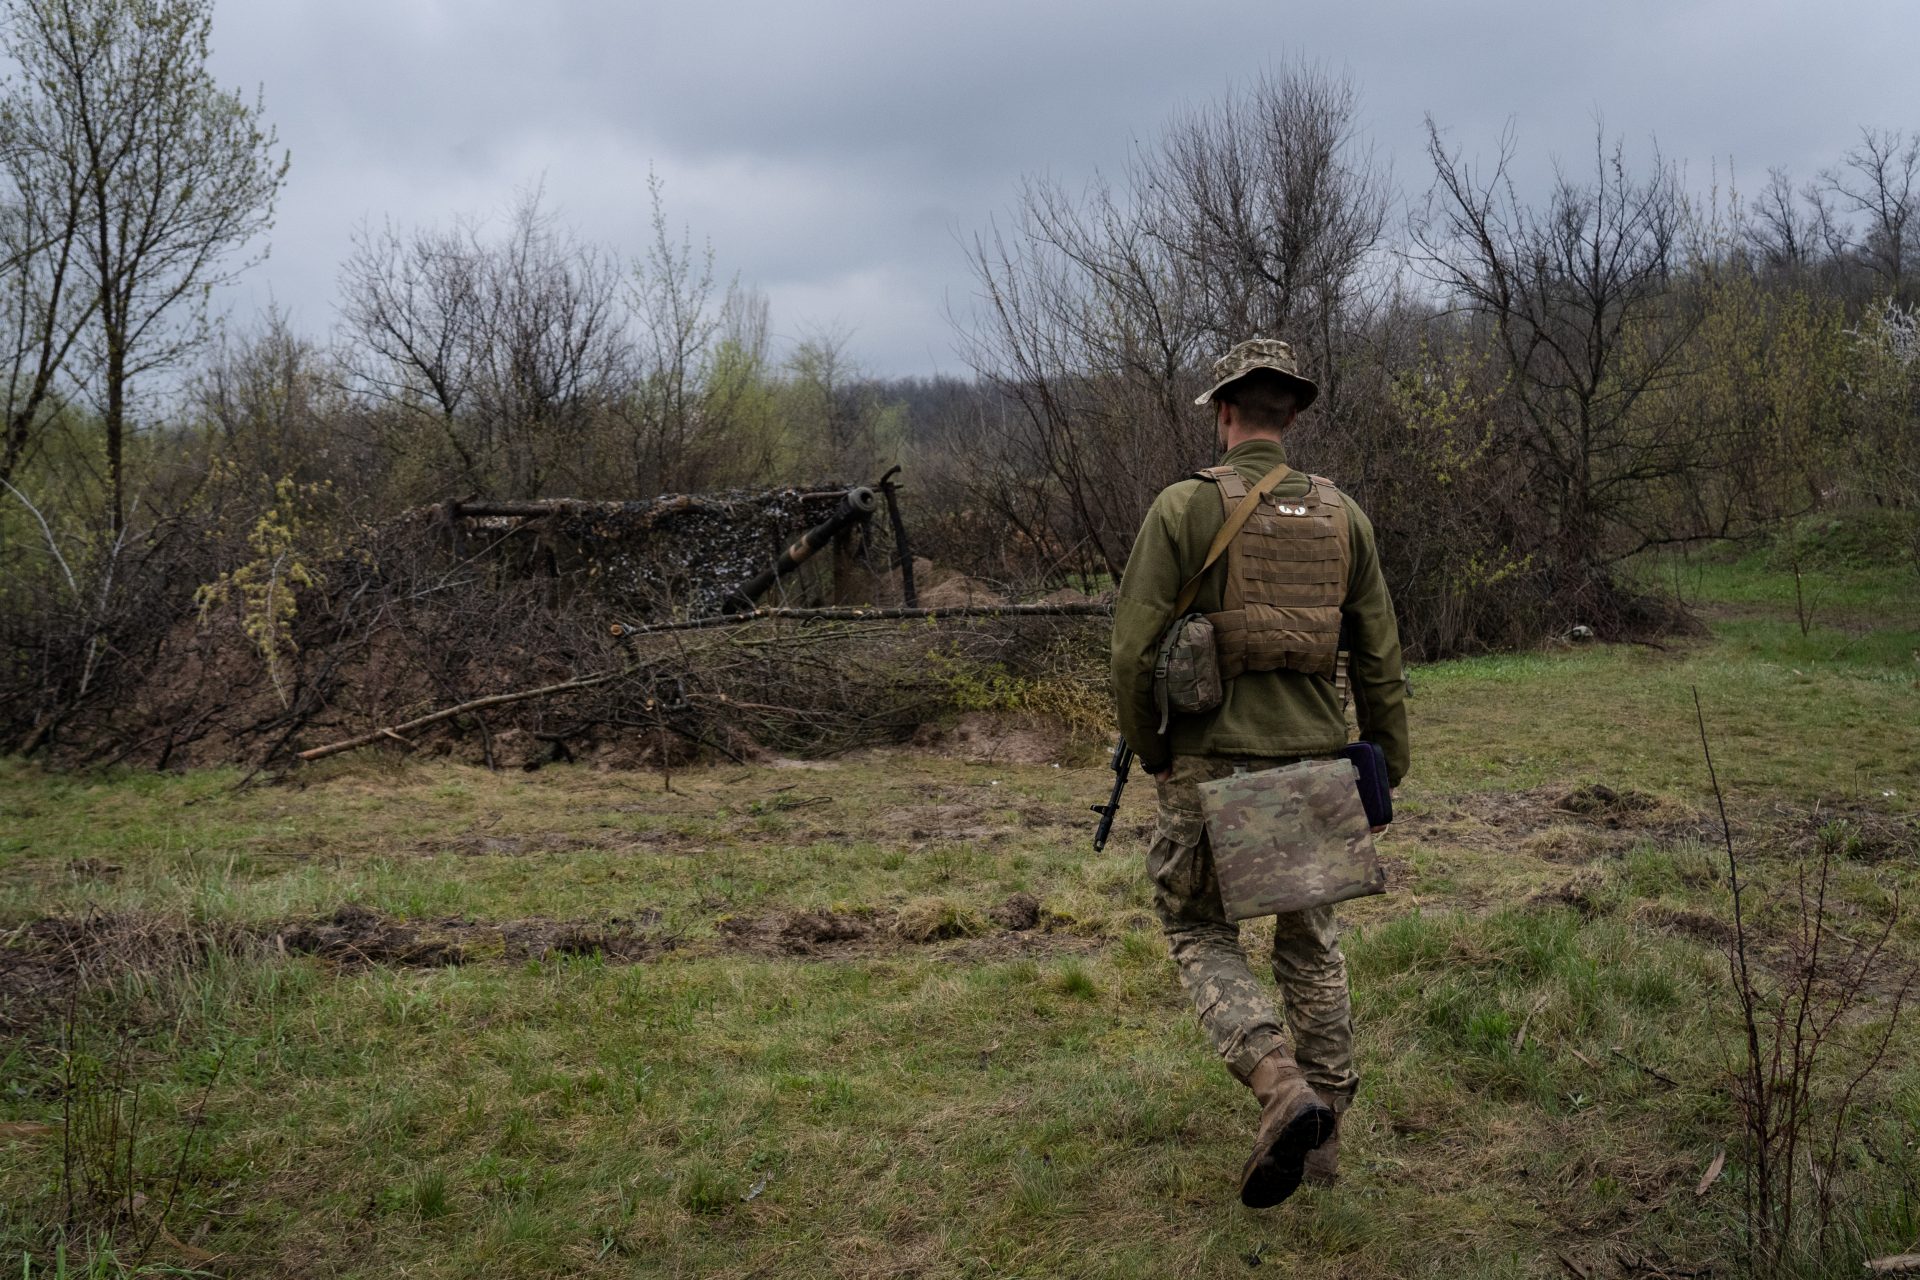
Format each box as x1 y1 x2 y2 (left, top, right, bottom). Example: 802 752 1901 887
1197 758 1387 921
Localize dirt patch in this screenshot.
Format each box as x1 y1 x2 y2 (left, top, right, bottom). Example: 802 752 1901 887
989 893 1043 931
713 900 1095 958
1526 870 1609 917
718 909 877 956
0 905 682 1031
1636 903 1735 944
497 916 669 962
1407 787 1720 863
895 899 988 942
1517 826 1615 864
277 905 469 966
4 892 1101 1037
1786 805 1918 865
1553 783 1657 820
888 803 1023 842
916 575 1007 609
908 712 1067 765
0 913 247 1037
272 905 677 967
440 832 607 857
1016 806 1069 828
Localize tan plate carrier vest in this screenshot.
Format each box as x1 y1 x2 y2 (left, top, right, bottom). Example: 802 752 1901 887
1193 464 1352 682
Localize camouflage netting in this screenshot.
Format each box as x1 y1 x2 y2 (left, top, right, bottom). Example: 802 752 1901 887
5 478 1108 771
404 484 901 617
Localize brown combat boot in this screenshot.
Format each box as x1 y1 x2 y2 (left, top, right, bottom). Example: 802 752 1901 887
1237 1048 1335 1209
1301 1089 1350 1188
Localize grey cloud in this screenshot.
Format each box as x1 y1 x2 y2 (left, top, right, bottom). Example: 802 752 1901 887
206 0 1919 375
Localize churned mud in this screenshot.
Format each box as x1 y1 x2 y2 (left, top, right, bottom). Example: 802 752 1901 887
1402 785 1723 865
1 891 1094 1035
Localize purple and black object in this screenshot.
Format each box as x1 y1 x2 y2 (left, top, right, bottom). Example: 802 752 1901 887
1340 741 1393 828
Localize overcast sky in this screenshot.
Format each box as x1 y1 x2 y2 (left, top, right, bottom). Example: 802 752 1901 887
207 0 1919 377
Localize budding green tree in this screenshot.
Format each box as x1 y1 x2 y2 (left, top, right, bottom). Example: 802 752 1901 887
0 0 287 531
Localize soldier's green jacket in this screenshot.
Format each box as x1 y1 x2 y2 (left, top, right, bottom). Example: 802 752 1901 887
1110 439 1411 784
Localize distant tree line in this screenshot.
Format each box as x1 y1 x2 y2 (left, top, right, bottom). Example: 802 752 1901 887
0 6 1915 761
945 64 1919 653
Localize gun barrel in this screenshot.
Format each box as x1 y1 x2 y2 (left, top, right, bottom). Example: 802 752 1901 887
722 487 879 613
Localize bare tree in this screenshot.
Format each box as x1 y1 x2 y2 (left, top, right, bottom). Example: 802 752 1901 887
337 188 627 499
1746 167 1816 272
1820 126 1919 303
958 182 1200 577
626 171 722 494
470 189 627 497
1413 122 1701 574
784 324 901 481
337 214 485 487
192 306 345 488
1 0 287 532
1137 61 1391 411
956 67 1390 579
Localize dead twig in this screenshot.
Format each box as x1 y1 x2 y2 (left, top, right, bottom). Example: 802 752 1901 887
296 666 630 761
1609 1045 1681 1088
609 601 1112 637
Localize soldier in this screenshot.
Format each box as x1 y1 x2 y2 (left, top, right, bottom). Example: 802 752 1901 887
1110 337 1410 1208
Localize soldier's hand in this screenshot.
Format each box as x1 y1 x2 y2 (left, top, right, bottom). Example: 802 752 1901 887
1371 788 1397 834
1153 769 1171 784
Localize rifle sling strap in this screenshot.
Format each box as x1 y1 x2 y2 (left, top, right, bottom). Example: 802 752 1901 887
1172 464 1295 618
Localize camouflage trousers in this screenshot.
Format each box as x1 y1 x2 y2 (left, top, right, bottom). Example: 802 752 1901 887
1148 754 1358 1096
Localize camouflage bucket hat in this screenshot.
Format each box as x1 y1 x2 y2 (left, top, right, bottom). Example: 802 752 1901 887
1193 337 1320 411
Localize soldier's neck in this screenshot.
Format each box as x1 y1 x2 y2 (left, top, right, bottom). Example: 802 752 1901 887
1221 436 1289 465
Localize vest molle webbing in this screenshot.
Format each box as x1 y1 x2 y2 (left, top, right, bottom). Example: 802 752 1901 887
1194 464 1351 682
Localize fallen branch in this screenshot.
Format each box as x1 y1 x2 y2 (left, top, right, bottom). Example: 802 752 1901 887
427 491 849 521
611 601 1112 637
295 667 629 762
298 601 1110 764
1865 1256 1920 1276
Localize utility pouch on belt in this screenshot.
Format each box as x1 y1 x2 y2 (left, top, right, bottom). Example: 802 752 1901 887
1197 758 1387 921
1153 613 1222 732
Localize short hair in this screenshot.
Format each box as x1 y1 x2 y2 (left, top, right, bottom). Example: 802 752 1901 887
1214 370 1300 432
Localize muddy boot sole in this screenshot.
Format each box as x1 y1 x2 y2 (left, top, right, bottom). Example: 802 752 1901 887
1238 1101 1335 1209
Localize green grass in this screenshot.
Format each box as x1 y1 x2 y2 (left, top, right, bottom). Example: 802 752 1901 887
4 550 1919 1276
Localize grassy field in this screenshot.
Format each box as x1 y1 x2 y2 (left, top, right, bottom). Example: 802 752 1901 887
2 552 1918 1278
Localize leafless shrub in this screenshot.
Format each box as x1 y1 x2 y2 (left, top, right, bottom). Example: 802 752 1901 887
337 184 629 500
1696 691 1917 1275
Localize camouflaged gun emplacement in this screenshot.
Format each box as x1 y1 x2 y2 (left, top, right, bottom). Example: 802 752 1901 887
409 481 907 620
722 486 879 613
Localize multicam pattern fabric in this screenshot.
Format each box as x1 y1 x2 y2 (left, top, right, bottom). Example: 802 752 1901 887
1198 758 1385 921
1154 613 1223 730
1147 753 1358 1093
1192 336 1320 409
